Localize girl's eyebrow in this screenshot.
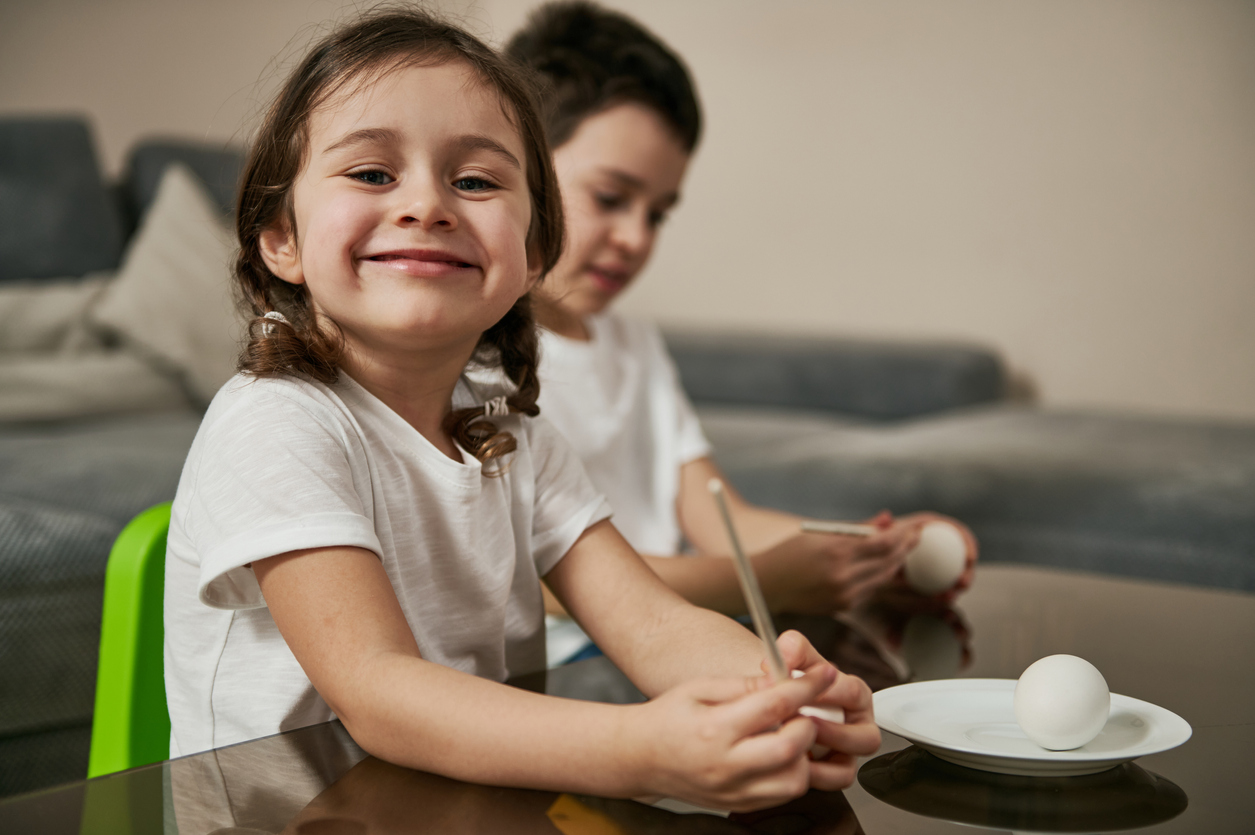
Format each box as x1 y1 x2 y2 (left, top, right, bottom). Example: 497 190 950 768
322 127 401 155
452 134 521 171
319 129 520 171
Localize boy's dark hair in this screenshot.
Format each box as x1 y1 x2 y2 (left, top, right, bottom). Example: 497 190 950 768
505 1 701 152
234 7 563 468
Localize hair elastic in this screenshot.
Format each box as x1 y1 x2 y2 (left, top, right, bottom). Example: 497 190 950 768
261 310 289 336
483 395 510 418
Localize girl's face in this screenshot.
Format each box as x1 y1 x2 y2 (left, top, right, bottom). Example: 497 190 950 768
260 61 538 364
542 102 690 320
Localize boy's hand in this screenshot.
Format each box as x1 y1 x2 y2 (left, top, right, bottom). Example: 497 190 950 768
894 512 979 602
761 630 882 791
626 665 836 812
755 514 918 614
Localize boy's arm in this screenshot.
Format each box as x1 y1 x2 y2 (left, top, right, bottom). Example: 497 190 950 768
675 457 805 556
550 457 912 616
253 543 836 809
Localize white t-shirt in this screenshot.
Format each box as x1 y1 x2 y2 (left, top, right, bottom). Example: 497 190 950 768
531 313 712 664
163 372 611 757
535 312 711 556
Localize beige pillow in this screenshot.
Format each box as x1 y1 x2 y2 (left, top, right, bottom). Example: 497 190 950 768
91 163 242 404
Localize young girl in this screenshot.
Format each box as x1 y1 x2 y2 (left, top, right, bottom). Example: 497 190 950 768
162 8 879 812
504 2 978 662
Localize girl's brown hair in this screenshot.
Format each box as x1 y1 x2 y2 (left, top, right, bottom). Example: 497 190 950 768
234 7 564 467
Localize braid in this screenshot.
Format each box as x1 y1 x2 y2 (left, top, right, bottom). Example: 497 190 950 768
234 255 343 384
444 295 542 472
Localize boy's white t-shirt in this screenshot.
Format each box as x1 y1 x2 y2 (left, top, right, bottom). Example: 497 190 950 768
163 372 611 757
528 313 711 663
534 311 711 557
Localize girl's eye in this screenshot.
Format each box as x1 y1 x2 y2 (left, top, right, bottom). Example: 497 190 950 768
349 170 393 186
595 192 627 211
648 209 669 229
454 177 495 192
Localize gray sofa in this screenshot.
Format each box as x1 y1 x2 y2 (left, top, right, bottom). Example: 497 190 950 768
2 116 1253 800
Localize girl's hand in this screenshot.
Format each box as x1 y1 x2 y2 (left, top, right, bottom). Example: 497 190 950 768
625 665 837 812
766 630 882 791
755 514 918 614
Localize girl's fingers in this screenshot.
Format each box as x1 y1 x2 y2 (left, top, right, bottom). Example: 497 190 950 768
724 760 813 813
812 713 882 757
681 674 759 706
807 754 859 791
724 715 818 786
776 630 817 672
723 667 834 737
818 666 875 713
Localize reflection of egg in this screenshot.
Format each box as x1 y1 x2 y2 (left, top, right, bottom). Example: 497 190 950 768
904 521 966 595
900 614 964 681
1014 655 1111 750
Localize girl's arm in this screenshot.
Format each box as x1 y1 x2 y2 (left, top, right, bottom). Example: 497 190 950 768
546 519 883 790
253 543 841 810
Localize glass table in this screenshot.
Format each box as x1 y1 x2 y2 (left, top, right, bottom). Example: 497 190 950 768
4 564 1253 833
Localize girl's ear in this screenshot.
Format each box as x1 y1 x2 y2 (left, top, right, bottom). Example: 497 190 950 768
259 224 305 285
524 241 545 293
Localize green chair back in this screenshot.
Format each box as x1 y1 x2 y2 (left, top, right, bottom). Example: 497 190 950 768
87 503 172 778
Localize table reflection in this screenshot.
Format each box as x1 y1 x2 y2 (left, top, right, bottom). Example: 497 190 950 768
160 717 864 834
857 746 1188 832
779 595 973 690
280 756 864 834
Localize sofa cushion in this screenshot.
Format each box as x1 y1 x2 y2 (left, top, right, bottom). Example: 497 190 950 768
122 140 246 230
701 404 1255 592
0 117 126 284
90 164 243 404
665 330 1006 421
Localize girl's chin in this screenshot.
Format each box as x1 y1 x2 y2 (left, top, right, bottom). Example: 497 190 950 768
539 286 614 320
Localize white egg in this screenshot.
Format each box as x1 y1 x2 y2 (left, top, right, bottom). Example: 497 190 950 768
904 520 967 595
1014 655 1111 750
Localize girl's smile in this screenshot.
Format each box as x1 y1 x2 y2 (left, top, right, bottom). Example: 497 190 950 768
361 247 479 277
260 61 539 367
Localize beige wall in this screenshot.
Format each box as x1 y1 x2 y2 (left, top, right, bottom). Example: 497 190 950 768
3 0 1253 420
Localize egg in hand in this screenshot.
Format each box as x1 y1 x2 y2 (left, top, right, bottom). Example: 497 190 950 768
1014 654 1111 750
904 520 967 595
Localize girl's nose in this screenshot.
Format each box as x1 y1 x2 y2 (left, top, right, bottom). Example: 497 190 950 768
609 209 653 258
396 179 457 231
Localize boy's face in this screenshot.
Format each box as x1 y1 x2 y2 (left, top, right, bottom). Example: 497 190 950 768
259 61 539 363
543 102 690 319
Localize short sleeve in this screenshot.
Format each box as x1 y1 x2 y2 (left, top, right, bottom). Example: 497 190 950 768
174 381 382 609
647 325 712 466
523 415 613 576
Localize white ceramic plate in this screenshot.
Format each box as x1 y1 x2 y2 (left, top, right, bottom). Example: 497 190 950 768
873 679 1192 776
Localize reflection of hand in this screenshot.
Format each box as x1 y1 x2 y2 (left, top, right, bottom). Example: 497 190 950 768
628 666 835 812
759 631 881 792
756 514 917 614
773 613 906 692
280 756 560 835
730 789 865 835
854 597 974 680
